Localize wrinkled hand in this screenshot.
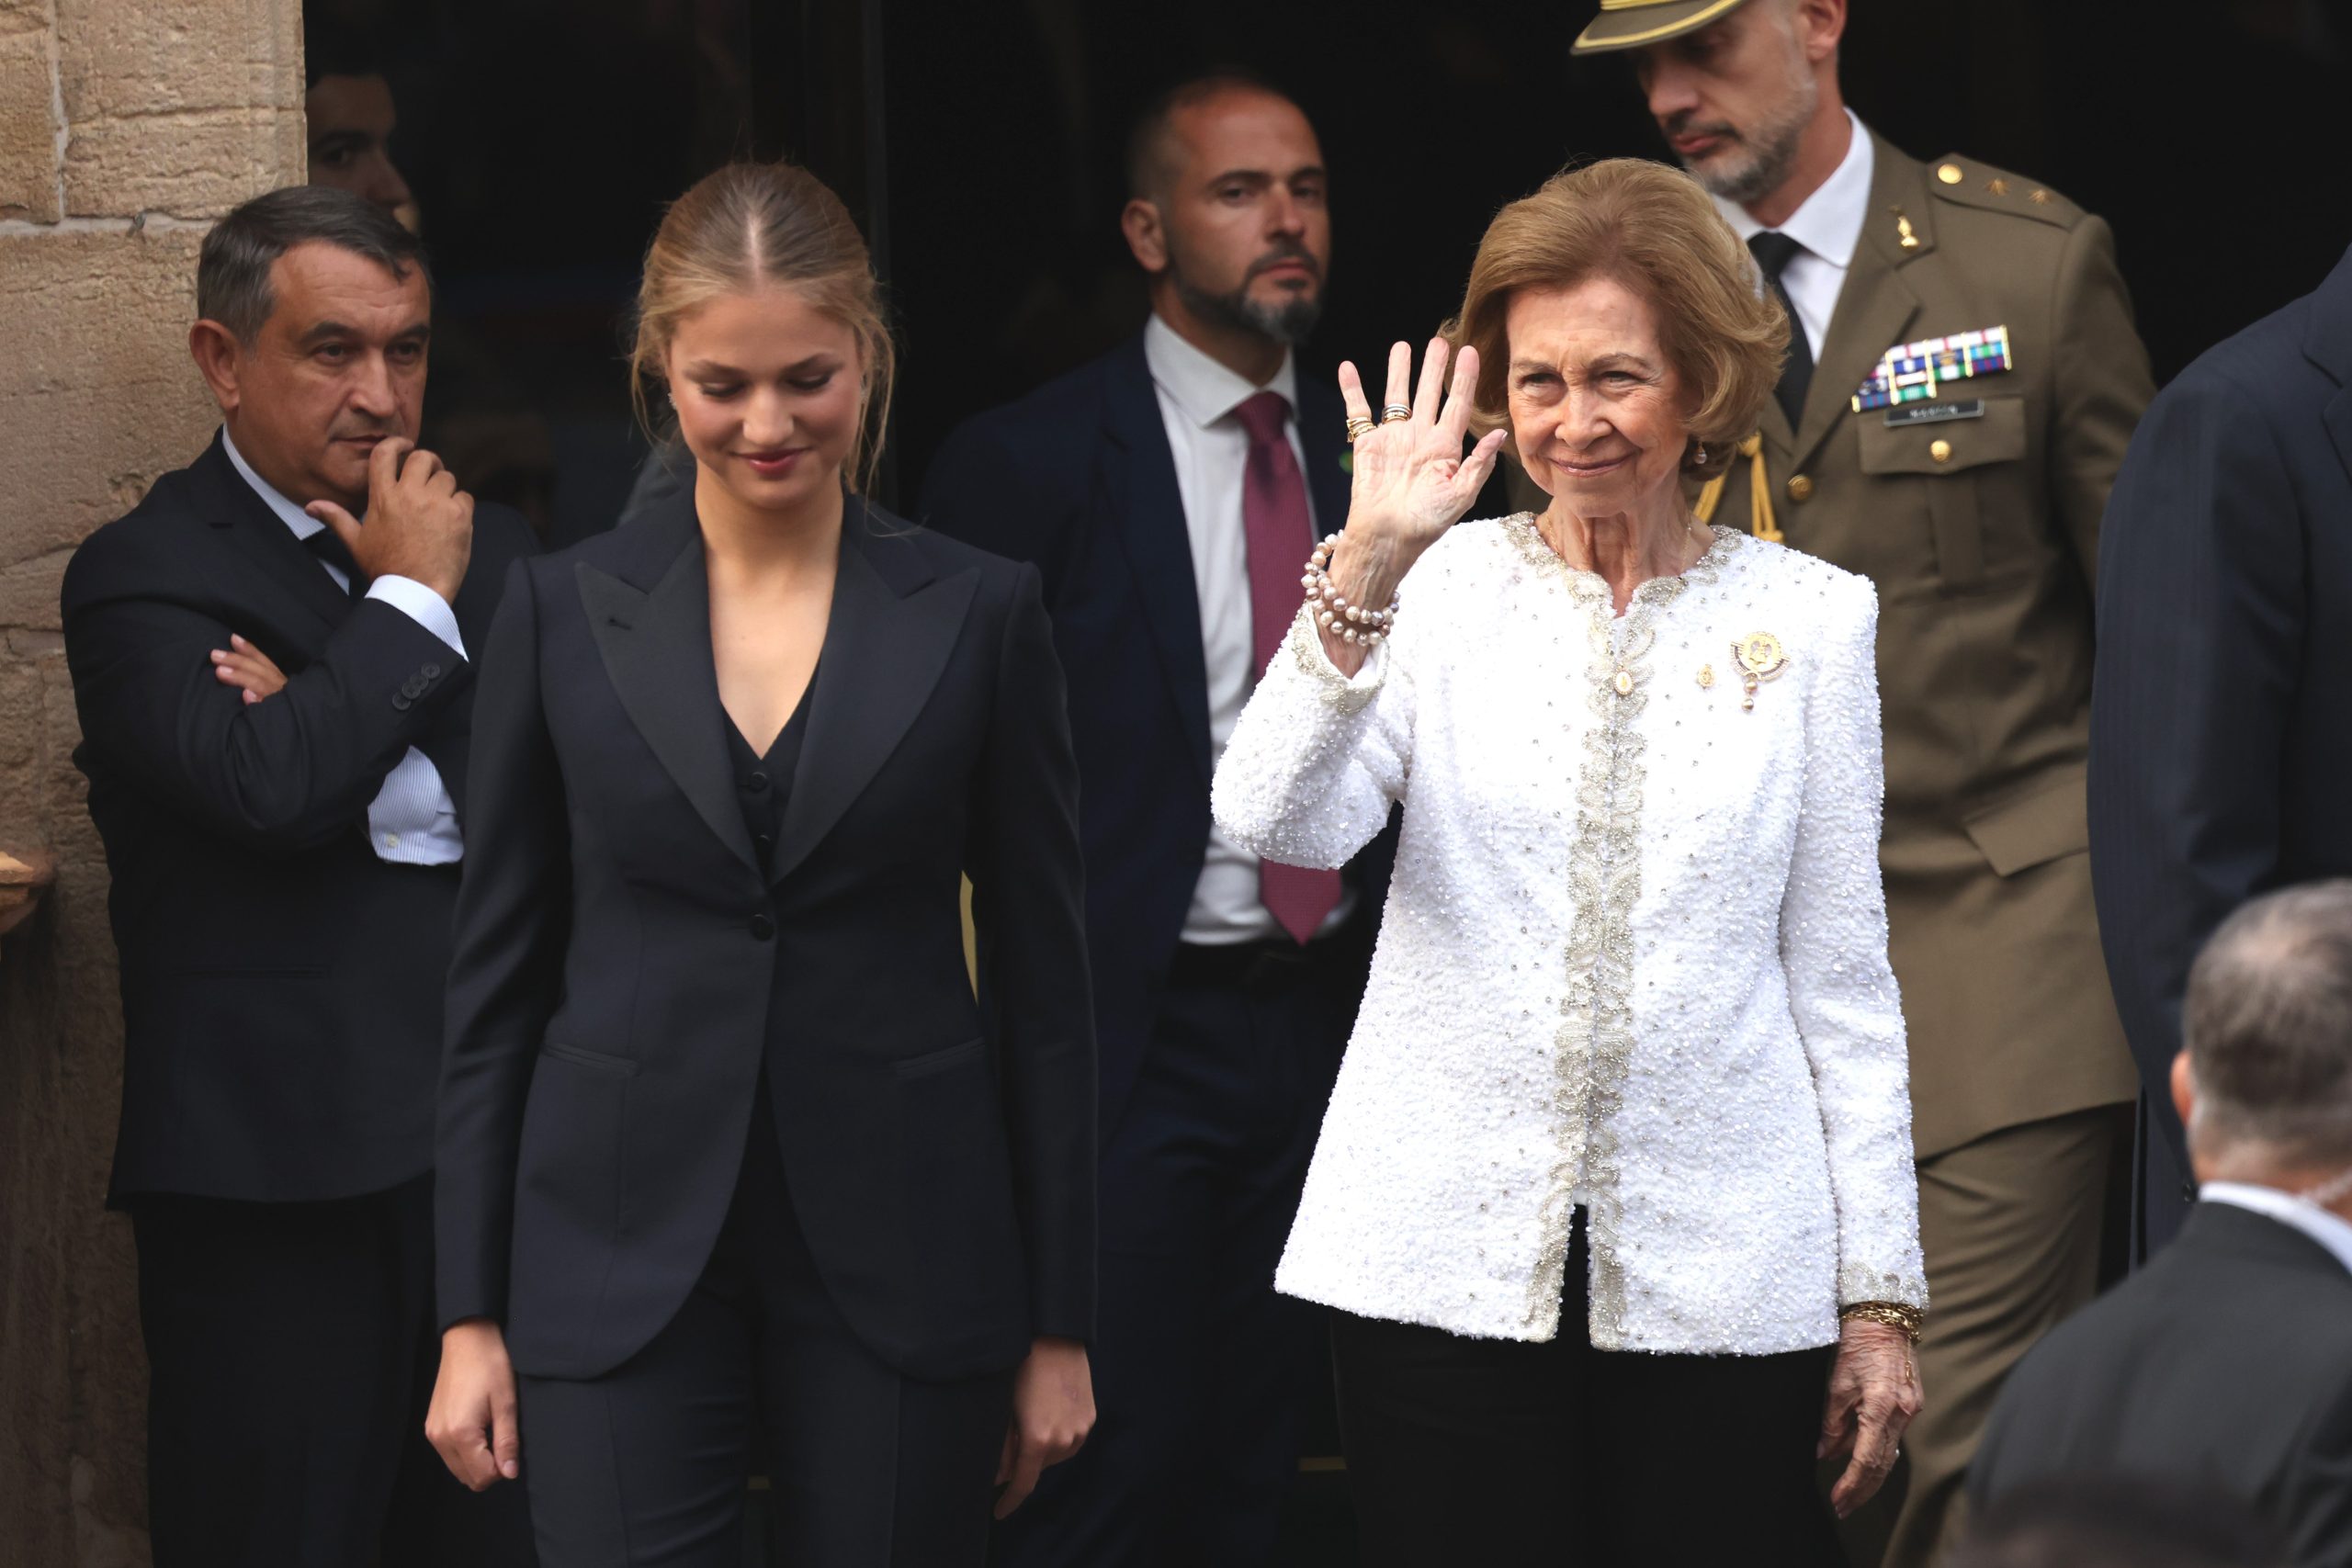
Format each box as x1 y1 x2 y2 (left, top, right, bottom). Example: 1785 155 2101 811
307 436 473 605
1337 336 1510 558
425 1318 521 1492
995 1336 1094 1518
1819 1317 1922 1517
209 634 286 705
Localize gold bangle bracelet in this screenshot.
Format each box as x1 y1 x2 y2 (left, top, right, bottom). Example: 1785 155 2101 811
1839 1301 1925 1341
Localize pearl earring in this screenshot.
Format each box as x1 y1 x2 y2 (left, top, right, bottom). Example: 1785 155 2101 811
1692 441 1707 466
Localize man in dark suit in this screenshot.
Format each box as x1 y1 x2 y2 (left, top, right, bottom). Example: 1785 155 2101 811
1971 882 2352 1568
60 186 537 1566
2091 247 2352 1258
921 72 1374 1566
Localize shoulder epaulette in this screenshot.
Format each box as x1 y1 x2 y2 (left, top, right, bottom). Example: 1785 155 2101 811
1922 154 2084 228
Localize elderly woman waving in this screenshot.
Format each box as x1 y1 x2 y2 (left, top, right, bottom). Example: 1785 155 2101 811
1212 158 1926 1565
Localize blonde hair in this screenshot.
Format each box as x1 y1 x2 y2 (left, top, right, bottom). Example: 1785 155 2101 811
1444 158 1787 480
629 161 896 493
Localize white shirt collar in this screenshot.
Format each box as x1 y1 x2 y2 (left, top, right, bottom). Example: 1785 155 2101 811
2200 1180 2352 1277
1712 108 1875 272
220 426 326 540
1144 312 1300 430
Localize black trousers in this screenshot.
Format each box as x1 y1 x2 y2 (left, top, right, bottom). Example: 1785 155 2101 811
994 927 1362 1568
1332 1211 1842 1568
131 1176 535 1568
517 1102 1015 1567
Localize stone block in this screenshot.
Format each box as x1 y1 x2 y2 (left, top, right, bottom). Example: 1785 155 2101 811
57 0 301 218
63 104 303 219
56 0 298 120
0 231 216 576
0 28 59 222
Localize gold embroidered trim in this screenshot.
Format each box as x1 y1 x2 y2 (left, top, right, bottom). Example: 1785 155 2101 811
1284 601 1382 714
1513 516 1741 1342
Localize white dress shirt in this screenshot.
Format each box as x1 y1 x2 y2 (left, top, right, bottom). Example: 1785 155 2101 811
1213 520 1926 1349
1713 108 1876 360
2200 1181 2352 1277
1143 313 1349 945
221 429 467 865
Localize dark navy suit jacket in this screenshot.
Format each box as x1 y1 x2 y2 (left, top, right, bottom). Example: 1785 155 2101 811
2090 248 2352 1252
918 332 1382 1126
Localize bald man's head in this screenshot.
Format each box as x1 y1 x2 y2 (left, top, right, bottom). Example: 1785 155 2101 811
1119 73 1329 350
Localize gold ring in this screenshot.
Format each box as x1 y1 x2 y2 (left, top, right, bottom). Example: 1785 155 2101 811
1380 404 1411 423
1345 415 1378 442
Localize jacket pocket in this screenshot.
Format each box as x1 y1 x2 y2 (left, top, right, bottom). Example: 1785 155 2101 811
892 1035 987 1082
1856 394 2028 591
1962 761 2087 877
539 1041 639 1077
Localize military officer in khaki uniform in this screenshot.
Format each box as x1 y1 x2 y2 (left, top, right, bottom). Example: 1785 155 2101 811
1551 1 2154 1563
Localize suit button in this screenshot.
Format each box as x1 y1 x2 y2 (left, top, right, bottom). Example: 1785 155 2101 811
422 662 442 679
749 914 776 942
391 694 413 712
1929 438 1954 464
746 771 770 795
1785 474 1814 503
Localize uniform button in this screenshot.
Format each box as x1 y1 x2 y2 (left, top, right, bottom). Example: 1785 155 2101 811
1937 163 1963 184
1785 474 1814 503
746 771 770 795
1929 438 1953 463
749 914 776 942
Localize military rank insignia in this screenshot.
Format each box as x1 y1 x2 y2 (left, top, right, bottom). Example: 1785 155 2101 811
1850 326 2012 412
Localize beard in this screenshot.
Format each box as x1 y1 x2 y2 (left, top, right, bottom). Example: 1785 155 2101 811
1670 43 1818 206
1168 243 1325 346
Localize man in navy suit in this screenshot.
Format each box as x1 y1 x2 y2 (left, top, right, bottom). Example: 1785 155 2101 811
2090 247 2352 1258
922 71 1375 1567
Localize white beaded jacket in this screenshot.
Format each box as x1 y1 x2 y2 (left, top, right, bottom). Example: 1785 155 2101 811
1213 516 1928 1353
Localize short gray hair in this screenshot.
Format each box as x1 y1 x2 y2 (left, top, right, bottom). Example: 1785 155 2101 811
197 185 429 343
2185 880 2352 1165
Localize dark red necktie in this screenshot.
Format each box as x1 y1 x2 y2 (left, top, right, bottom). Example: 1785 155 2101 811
1235 389 1343 945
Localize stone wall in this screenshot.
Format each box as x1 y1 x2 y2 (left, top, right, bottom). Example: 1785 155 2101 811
0 3 302 1562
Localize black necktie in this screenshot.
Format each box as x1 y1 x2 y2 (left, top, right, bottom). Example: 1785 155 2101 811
1747 231 1815 429
301 525 367 599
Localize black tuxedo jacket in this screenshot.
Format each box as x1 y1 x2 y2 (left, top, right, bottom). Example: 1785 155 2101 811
61 433 538 1203
2090 247 2352 1249
918 333 1381 1125
436 491 1094 1382
1972 1201 2352 1564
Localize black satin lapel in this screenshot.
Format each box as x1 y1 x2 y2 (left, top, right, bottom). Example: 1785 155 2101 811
1104 344 1215 783
771 535 978 886
2324 386 2352 497
577 544 761 874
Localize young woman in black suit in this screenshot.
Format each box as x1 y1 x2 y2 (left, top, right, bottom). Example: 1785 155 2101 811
424 161 1097 1566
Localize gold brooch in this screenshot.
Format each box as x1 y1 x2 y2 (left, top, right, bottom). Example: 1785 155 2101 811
1732 632 1788 712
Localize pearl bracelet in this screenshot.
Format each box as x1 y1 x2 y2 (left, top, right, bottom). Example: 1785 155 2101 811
1302 536 1400 647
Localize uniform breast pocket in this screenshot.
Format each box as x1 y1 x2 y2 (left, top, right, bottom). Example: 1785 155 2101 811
1854 396 2028 592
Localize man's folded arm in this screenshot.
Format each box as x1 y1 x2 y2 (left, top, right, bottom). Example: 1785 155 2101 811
64 571 468 854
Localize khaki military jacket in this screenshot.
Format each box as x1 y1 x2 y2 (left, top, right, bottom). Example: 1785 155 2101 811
1514 134 2152 1156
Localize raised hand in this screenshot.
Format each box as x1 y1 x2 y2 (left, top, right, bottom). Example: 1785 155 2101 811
1338 336 1510 557
306 436 474 606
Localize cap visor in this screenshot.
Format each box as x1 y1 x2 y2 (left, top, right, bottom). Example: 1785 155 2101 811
1572 0 1752 54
